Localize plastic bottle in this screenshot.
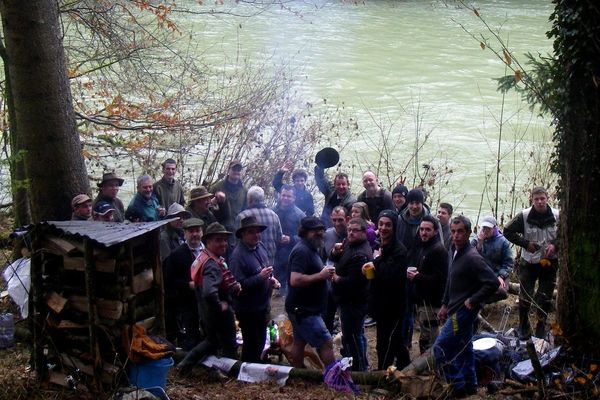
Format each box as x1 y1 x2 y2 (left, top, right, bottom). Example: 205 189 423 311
0 313 15 349
268 320 278 346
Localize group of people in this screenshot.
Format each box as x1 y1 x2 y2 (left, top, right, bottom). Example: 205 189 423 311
69 159 559 396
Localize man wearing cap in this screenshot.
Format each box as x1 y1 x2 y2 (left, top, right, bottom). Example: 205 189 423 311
209 160 248 231
153 158 185 209
472 215 513 303
504 186 559 340
357 171 394 223
186 186 230 227
93 201 116 222
314 168 356 229
433 215 499 397
71 194 92 221
392 184 409 214
177 222 242 373
234 186 283 265
285 216 336 368
163 218 205 350
273 163 315 216
397 188 431 251
126 175 165 222
329 217 373 371
93 172 126 222
160 203 192 262
272 184 306 297
437 202 454 250
229 216 280 362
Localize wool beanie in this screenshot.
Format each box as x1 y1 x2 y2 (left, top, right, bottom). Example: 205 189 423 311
406 188 424 204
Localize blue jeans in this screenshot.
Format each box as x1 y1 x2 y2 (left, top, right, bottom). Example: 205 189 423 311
433 307 479 392
339 304 368 371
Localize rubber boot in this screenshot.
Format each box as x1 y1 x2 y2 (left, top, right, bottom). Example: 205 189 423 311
517 307 531 340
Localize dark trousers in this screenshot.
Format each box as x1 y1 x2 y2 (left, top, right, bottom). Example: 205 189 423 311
375 315 410 370
433 307 479 392
178 305 237 368
519 260 557 318
237 309 269 363
339 304 367 371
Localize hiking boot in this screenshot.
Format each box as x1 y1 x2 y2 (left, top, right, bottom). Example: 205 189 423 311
364 316 376 327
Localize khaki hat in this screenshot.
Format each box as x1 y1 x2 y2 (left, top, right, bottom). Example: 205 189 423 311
189 186 214 202
201 222 232 243
235 216 267 238
183 218 205 230
166 203 191 219
97 172 124 188
71 194 91 208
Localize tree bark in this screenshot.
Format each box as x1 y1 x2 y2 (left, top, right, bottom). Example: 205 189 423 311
551 0 600 355
0 0 88 222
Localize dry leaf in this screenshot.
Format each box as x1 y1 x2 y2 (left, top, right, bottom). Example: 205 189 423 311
503 49 512 66
515 70 523 82
480 42 486 50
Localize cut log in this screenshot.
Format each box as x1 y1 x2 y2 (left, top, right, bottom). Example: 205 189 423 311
68 295 124 320
46 291 68 314
42 237 79 256
132 269 153 294
63 257 116 273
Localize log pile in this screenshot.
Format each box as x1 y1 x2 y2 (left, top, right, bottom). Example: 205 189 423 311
30 222 167 393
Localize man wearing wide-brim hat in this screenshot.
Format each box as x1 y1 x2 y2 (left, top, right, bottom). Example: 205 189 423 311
93 172 126 222
163 217 204 350
177 222 241 374
229 216 280 362
186 186 230 228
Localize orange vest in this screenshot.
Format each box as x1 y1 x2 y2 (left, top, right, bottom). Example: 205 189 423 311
190 250 238 293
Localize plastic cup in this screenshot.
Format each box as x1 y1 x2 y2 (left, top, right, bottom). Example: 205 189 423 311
363 262 375 280
407 267 417 273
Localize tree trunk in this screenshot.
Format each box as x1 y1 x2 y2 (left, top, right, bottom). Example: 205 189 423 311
0 0 88 222
551 0 600 355
0 39 30 227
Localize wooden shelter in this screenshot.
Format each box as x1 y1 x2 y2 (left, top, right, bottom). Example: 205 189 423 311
29 220 172 392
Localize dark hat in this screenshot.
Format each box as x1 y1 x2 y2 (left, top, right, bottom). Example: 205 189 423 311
97 172 124 188
71 194 91 208
378 209 399 236
189 186 214 202
315 147 340 169
392 185 408 197
406 188 424 204
228 160 243 171
94 201 115 216
202 222 232 242
183 218 205 229
300 216 325 231
166 203 191 219
235 216 267 238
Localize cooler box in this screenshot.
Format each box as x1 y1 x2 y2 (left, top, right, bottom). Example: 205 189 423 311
128 357 174 389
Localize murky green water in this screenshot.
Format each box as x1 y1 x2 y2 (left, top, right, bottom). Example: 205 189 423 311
181 0 555 216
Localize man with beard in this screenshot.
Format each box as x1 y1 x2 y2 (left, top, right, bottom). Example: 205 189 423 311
176 223 242 373
163 218 205 350
330 218 373 371
229 216 280 362
315 167 356 228
93 172 126 222
273 163 315 216
365 209 411 370
126 175 166 222
210 160 248 231
285 216 336 368
406 215 449 354
504 186 559 340
356 171 394 223
186 186 230 227
433 216 499 397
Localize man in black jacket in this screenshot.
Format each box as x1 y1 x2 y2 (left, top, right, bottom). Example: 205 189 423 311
407 215 449 354
163 218 205 350
433 215 499 397
330 218 373 371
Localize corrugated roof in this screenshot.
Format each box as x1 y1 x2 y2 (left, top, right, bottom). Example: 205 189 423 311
40 219 175 247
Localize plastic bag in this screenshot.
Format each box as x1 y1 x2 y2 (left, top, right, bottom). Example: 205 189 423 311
2 258 31 319
323 357 360 395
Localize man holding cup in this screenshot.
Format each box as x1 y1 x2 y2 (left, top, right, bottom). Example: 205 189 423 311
285 216 336 368
330 218 373 371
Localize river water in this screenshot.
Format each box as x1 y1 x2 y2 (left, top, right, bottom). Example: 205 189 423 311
174 0 555 218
